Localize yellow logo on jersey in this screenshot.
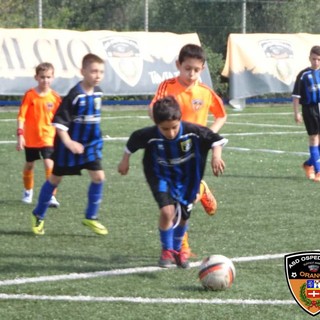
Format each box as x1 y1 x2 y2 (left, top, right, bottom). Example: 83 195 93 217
180 139 192 152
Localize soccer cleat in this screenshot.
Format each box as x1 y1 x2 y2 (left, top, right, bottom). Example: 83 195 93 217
174 249 190 269
200 180 217 216
82 218 108 235
314 172 320 182
302 163 315 180
22 189 33 204
159 249 176 268
48 195 60 208
31 214 45 235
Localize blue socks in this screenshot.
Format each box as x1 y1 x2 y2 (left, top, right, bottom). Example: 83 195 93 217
310 146 320 173
159 227 174 250
33 180 56 219
85 182 104 219
159 224 188 251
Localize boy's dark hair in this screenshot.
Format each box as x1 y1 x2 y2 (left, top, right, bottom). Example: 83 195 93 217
82 53 104 68
310 46 320 56
153 96 182 124
35 62 54 75
178 44 206 64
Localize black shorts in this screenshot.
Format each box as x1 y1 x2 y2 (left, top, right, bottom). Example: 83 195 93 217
52 159 103 176
152 192 192 220
302 104 320 135
25 147 54 162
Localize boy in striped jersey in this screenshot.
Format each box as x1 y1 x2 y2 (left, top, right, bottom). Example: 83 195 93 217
293 45 320 182
149 44 227 257
31 53 108 236
118 96 227 268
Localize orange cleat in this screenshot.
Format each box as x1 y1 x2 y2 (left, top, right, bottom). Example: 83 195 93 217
302 163 315 180
314 172 320 182
199 180 217 216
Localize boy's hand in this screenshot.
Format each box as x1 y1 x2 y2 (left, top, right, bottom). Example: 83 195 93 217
65 140 84 154
211 157 225 177
118 161 129 175
118 153 130 175
16 135 25 151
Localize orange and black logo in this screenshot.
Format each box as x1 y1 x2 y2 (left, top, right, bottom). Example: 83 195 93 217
285 251 320 316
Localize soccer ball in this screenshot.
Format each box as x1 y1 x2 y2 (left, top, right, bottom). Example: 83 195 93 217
198 255 236 290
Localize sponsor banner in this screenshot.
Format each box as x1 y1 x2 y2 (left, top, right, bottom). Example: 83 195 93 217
222 33 320 109
285 251 320 316
0 28 212 96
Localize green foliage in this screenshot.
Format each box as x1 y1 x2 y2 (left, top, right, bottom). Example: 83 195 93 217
1 0 320 99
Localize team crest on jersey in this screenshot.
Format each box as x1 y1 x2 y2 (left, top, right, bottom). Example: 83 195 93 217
94 98 102 110
46 102 54 110
192 99 203 111
285 251 320 316
180 139 192 152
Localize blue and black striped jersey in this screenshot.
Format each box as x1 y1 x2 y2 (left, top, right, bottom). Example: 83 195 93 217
126 121 227 205
292 67 320 105
52 82 104 167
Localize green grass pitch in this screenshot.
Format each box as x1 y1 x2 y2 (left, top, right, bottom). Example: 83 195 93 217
0 104 315 319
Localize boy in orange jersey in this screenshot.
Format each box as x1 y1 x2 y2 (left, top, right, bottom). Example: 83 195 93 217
149 44 227 258
17 62 61 207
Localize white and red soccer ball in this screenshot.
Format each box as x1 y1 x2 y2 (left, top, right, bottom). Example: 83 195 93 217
198 255 236 290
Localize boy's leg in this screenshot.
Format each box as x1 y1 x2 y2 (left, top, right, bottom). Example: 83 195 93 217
22 162 34 204
158 204 176 268
32 177 60 235
44 163 60 208
172 204 191 269
82 170 108 235
43 150 59 208
309 134 320 181
181 180 217 259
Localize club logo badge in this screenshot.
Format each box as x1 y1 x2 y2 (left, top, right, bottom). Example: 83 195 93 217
285 251 320 316
180 139 192 152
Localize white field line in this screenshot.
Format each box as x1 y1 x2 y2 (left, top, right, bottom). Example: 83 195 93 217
0 112 292 123
0 293 295 305
0 252 287 287
0 252 295 305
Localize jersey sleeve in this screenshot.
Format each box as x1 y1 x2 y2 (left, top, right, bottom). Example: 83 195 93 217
292 69 305 98
150 81 167 106
52 91 74 131
17 91 32 122
126 127 155 153
208 90 227 119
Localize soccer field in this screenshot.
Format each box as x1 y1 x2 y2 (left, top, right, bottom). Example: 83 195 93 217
0 104 315 319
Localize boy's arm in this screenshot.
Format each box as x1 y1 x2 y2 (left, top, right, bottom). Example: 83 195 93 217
56 128 84 154
16 120 25 151
211 145 225 177
209 114 227 133
118 151 131 175
292 97 303 123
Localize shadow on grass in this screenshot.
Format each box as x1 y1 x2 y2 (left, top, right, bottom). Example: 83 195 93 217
222 174 304 181
0 249 158 275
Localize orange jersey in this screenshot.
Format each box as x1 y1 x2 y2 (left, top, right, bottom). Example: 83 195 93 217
17 88 61 148
150 77 226 126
